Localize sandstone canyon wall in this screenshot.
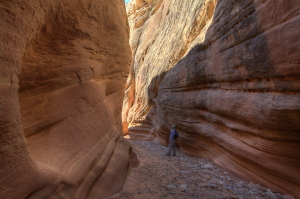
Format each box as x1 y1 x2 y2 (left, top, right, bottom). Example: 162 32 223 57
124 0 300 197
0 0 137 198
123 0 218 138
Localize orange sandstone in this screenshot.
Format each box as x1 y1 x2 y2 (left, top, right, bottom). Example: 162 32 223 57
0 0 137 198
123 0 300 197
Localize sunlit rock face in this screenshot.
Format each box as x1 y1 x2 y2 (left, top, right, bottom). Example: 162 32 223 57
0 0 137 198
124 0 300 197
123 0 218 138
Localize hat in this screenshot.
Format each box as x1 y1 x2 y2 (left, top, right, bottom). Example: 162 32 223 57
171 124 176 128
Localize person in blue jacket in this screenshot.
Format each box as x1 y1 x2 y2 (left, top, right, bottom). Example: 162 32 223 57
166 124 178 156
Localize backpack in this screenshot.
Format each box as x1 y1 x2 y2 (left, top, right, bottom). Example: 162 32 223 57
174 130 179 139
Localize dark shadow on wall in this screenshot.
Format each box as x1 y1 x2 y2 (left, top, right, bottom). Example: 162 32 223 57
126 0 210 139
153 0 277 141
137 0 277 142
128 71 167 141
133 0 300 197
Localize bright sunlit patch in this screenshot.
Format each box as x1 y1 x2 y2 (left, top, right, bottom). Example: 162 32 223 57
124 135 131 139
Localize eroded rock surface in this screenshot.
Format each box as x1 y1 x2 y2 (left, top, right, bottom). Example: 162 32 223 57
123 0 217 137
123 0 300 197
0 0 137 198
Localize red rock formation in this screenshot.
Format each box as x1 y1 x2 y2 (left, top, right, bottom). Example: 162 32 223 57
0 0 137 198
123 0 218 137
124 0 300 197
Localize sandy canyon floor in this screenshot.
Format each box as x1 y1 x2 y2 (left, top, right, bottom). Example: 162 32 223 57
108 138 292 199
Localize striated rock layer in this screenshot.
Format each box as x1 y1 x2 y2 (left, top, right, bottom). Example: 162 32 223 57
124 0 300 197
0 0 137 198
123 0 218 137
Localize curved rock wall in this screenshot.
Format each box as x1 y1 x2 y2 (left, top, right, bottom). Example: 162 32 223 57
123 0 218 137
124 0 300 197
0 0 137 198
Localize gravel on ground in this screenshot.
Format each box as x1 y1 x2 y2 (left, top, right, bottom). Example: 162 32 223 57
107 138 294 199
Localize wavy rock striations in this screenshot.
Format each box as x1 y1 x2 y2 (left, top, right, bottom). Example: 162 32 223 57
0 0 137 198
124 0 300 197
123 0 218 138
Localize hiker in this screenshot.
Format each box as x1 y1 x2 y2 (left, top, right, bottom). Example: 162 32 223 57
166 124 179 156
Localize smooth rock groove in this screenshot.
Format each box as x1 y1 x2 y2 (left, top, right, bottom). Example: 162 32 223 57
0 0 137 199
123 0 300 197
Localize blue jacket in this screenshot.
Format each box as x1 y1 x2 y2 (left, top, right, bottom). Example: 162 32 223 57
169 129 176 139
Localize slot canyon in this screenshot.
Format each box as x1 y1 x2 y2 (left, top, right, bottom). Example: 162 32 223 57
0 0 299 199
0 0 137 198
123 0 300 198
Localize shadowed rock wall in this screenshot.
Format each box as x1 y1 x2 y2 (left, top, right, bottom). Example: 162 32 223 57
123 0 218 137
124 0 300 197
0 0 137 198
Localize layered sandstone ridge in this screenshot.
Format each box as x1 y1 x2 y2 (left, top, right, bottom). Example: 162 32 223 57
124 0 300 197
0 0 137 199
123 0 217 136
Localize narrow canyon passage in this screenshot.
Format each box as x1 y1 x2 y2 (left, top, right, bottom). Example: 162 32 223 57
123 0 300 197
108 138 288 199
1 0 299 198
